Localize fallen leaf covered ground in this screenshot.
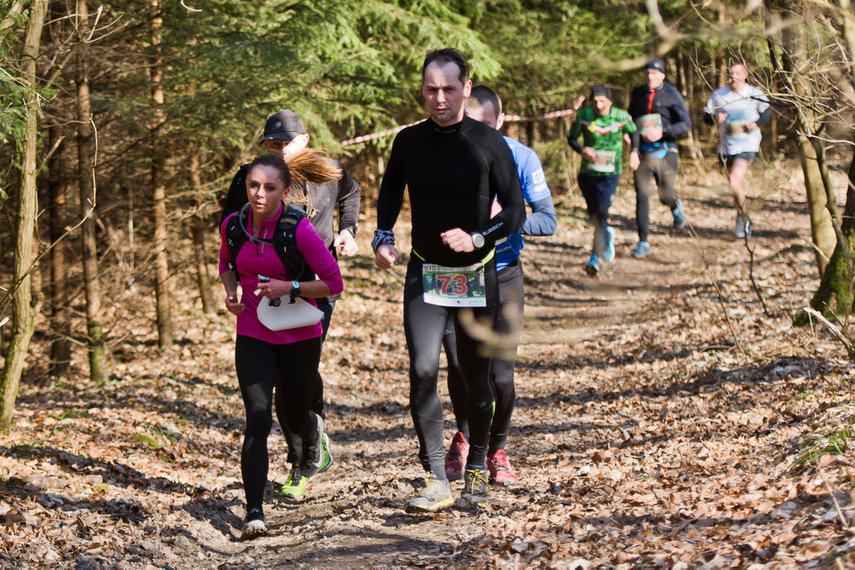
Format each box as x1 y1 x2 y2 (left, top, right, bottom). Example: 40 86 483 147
1 157 854 568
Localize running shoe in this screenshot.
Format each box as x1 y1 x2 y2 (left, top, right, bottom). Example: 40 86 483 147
735 214 754 239
585 253 600 278
318 432 333 473
602 227 616 263
280 465 309 499
673 199 687 230
300 413 325 479
444 431 469 482
461 467 489 507
631 241 651 259
405 472 453 513
487 449 519 486
240 507 267 540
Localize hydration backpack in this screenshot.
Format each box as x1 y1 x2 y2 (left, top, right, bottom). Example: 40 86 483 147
224 202 315 283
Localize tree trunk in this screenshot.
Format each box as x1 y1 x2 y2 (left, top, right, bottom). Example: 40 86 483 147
796 0 855 323
0 1 25 31
766 75 778 157
717 5 727 87
48 125 71 375
150 0 172 349
681 49 704 162
189 152 215 315
76 0 106 383
798 134 836 276
0 0 47 428
800 148 855 322
769 7 836 276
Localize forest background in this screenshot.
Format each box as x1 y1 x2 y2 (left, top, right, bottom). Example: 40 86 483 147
6 0 851 396
3 0 855 567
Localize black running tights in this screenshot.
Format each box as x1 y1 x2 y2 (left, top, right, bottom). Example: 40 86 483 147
404 258 498 479
235 334 321 511
446 260 524 456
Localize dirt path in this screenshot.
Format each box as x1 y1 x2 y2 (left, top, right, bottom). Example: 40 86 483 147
3 160 854 568
196 164 839 567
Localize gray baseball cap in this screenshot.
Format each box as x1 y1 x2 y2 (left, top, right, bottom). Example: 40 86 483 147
261 110 306 142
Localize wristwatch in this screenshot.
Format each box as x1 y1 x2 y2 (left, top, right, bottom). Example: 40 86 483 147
289 280 301 303
471 232 485 249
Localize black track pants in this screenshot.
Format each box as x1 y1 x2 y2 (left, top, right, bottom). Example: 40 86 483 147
634 150 679 242
274 298 335 464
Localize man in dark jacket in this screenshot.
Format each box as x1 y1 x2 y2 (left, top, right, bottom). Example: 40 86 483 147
627 58 691 258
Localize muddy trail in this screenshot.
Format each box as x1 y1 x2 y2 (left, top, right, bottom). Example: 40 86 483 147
2 159 855 569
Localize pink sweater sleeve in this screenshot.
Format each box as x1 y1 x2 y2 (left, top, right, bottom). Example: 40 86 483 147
297 218 343 294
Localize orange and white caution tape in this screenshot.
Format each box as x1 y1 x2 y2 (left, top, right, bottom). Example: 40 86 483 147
340 96 585 147
503 96 586 123
339 119 427 146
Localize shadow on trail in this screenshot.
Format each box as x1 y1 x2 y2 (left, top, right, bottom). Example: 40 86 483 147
0 445 225 498
517 354 832 413
14 382 244 440
517 339 734 373
265 527 475 568
0 449 245 554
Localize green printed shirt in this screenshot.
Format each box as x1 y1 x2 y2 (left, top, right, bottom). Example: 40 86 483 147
568 107 637 176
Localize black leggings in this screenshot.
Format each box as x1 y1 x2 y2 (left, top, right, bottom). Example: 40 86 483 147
446 260 524 455
404 257 498 479
235 334 321 511
274 298 334 464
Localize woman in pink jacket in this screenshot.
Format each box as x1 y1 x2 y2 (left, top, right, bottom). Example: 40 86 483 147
219 154 343 540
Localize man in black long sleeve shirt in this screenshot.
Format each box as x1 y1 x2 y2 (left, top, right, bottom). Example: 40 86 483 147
627 58 691 258
373 48 525 512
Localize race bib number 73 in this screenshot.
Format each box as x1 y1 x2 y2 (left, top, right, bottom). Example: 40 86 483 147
422 262 487 307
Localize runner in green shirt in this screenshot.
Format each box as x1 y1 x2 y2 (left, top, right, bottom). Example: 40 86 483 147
568 85 640 277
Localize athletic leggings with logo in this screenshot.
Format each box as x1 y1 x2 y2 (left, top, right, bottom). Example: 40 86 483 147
404 257 499 480
446 259 524 456
634 150 679 242
235 334 321 511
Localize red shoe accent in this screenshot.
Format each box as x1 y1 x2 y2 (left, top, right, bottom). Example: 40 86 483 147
488 449 519 486
444 431 469 481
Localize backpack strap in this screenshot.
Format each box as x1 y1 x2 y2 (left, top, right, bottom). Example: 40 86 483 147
225 202 315 283
273 204 316 282
224 204 250 282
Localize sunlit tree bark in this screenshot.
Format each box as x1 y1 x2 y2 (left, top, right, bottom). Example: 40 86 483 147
0 0 48 427
150 0 172 349
76 0 106 382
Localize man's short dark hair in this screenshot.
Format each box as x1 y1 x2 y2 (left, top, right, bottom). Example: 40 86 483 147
466 85 502 116
422 48 470 85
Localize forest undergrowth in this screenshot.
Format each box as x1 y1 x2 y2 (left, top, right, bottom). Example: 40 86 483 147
1 157 854 568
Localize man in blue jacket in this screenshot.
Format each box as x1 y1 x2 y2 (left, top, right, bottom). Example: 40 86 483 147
444 85 557 488
627 58 691 258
